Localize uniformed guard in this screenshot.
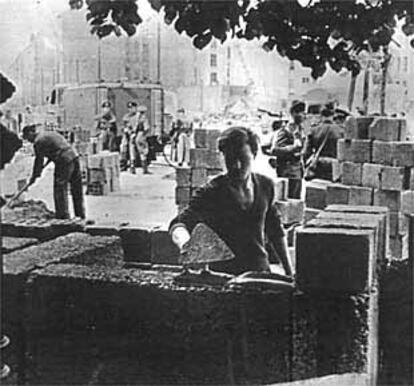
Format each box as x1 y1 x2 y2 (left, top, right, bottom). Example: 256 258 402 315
122 101 140 174
96 101 118 152
23 125 85 219
303 104 344 181
271 100 306 199
135 105 151 174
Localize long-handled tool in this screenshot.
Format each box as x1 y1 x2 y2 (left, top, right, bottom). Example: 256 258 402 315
4 180 33 209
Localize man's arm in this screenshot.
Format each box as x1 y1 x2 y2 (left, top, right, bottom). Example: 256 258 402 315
271 129 300 158
169 183 215 250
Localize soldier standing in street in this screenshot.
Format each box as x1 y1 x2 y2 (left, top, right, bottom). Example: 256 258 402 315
135 105 151 174
123 101 140 174
96 101 118 152
23 125 85 219
271 100 306 199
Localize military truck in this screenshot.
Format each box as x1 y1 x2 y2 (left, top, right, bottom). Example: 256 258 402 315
47 82 165 137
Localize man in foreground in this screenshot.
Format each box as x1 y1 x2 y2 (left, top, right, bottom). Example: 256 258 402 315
169 127 293 276
23 125 85 219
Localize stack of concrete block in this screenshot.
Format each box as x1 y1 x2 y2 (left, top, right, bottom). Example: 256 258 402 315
303 179 332 222
175 129 224 210
87 151 120 195
326 117 413 259
293 204 385 384
274 179 305 226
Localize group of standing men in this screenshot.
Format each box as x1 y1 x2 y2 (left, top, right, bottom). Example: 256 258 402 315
96 100 152 174
267 100 348 199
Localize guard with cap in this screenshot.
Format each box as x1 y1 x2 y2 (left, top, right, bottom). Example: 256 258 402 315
96 100 118 152
22 125 85 219
271 100 305 199
169 126 293 276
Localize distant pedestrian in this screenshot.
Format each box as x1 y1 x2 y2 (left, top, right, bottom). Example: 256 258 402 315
271 100 305 199
3 109 18 133
23 125 85 219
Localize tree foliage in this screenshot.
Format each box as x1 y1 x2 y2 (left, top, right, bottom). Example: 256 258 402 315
0 73 16 104
69 0 414 79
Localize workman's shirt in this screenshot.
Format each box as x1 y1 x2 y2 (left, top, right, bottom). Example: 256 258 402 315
271 123 304 179
303 119 343 160
32 131 77 178
169 173 285 275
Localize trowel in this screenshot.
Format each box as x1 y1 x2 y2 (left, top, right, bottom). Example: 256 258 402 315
174 223 236 287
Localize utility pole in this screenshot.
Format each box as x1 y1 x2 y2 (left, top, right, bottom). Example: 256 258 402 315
380 46 391 115
157 19 161 84
97 39 102 82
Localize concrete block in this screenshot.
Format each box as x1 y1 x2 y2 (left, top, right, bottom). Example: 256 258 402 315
380 165 407 191
304 208 321 223
331 159 341 182
373 189 401 212
191 168 207 188
344 116 373 139
389 235 409 260
341 161 363 186
206 129 221 151
296 227 375 293
175 167 191 187
275 178 289 201
207 151 224 170
304 179 330 210
362 163 382 188
194 129 208 148
401 190 414 214
389 212 409 237
326 183 350 205
175 187 191 206
337 139 372 163
372 141 395 165
189 148 209 168
150 227 180 265
275 199 305 225
392 142 414 167
349 186 373 206
368 117 406 141
410 168 414 190
119 226 151 262
325 204 390 261
309 211 383 265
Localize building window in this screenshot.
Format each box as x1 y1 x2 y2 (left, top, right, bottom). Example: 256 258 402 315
403 57 408 72
302 77 310 84
210 54 217 67
210 72 218 84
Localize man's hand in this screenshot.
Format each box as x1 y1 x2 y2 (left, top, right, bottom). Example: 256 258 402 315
171 225 191 252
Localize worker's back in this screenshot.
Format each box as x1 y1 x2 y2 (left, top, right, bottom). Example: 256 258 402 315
34 131 77 164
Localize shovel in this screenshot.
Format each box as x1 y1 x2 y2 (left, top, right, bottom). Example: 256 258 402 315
3 180 33 209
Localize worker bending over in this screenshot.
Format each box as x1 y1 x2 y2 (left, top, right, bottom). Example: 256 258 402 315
23 125 85 219
169 126 293 276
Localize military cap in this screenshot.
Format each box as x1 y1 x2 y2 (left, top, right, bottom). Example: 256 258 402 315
127 101 138 108
290 100 306 113
101 100 111 108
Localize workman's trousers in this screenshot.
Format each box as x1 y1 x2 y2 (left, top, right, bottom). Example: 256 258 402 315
54 158 85 219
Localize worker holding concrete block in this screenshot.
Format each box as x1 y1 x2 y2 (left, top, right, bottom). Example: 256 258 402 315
270 100 305 199
169 126 293 276
23 125 85 219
